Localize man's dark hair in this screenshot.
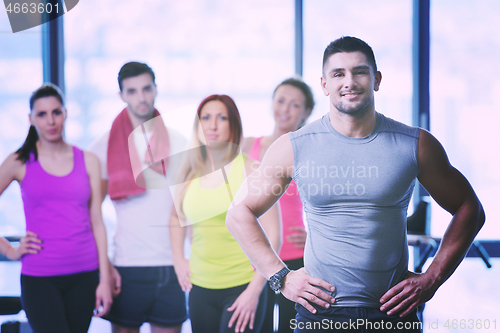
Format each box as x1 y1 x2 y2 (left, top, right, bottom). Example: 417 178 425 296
118 62 156 91
322 36 378 74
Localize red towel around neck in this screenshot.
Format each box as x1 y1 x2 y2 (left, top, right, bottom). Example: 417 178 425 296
107 108 170 200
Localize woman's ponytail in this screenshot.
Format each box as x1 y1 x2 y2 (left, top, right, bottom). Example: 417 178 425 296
16 125 39 163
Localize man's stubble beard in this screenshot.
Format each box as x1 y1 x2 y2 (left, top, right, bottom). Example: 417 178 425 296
333 94 374 119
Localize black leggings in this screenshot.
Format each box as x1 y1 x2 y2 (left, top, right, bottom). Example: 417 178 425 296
260 258 304 333
21 270 99 333
189 283 267 333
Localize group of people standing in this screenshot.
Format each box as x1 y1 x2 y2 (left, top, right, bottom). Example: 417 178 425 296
0 59 312 332
0 36 485 333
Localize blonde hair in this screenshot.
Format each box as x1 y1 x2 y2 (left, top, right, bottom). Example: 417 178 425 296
174 95 243 221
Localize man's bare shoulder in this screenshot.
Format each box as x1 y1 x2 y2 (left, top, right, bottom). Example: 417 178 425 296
260 134 294 178
269 134 292 152
416 129 450 173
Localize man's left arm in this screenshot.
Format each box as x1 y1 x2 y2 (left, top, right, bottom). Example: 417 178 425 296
380 129 485 317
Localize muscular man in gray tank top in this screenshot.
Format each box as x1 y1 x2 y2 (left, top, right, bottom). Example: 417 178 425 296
289 111 419 309
227 36 484 332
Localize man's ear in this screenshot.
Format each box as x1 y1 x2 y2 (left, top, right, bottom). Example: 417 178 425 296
374 71 382 92
119 91 126 103
320 76 329 96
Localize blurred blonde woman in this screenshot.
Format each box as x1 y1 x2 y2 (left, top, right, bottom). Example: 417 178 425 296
170 95 280 333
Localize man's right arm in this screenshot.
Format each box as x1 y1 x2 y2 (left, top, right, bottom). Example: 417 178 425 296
226 135 335 314
380 129 485 317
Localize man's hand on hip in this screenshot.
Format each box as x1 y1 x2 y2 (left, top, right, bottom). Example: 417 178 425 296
280 267 336 314
380 271 439 317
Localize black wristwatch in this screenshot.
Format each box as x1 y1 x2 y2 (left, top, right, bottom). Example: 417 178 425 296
268 267 290 293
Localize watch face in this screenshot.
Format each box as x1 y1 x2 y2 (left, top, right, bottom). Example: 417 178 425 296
269 276 281 291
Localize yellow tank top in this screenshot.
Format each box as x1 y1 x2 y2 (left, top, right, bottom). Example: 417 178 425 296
182 154 254 289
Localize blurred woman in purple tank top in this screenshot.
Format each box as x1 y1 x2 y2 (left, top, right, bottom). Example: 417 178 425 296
0 84 112 333
242 78 314 333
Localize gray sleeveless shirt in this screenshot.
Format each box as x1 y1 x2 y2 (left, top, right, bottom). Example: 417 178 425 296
288 112 419 308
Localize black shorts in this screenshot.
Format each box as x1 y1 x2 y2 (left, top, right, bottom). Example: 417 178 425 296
189 283 267 333
103 266 188 328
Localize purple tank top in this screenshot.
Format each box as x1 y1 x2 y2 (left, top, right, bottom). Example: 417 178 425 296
20 146 99 276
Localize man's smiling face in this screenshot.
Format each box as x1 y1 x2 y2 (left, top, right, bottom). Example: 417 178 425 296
321 51 381 117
